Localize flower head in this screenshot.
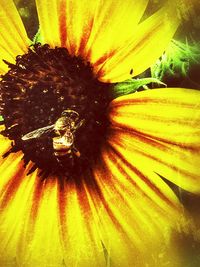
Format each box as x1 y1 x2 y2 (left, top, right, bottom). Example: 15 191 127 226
0 0 199 266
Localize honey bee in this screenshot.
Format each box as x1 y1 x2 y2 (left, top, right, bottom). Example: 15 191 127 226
21 109 85 162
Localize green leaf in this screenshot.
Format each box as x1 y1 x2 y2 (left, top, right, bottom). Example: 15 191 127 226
33 28 43 44
112 77 166 98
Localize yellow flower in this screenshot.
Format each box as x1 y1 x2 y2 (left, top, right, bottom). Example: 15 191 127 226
0 0 199 267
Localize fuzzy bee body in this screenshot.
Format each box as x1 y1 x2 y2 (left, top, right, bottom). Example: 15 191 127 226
21 109 84 162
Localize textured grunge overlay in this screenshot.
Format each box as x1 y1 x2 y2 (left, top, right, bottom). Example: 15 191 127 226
0 0 199 267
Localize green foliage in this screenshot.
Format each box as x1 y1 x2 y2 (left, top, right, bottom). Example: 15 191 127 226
33 29 43 44
112 77 165 98
151 39 200 81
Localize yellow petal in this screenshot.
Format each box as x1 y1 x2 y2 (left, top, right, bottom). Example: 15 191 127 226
103 145 182 218
109 88 200 192
0 0 30 74
99 4 180 82
85 0 148 64
90 147 187 266
60 0 98 56
17 178 65 267
59 180 106 267
109 88 200 146
35 0 62 47
36 0 148 60
35 0 98 54
109 129 200 191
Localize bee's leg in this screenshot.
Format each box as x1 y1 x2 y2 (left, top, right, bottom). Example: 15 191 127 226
74 119 85 131
54 152 64 165
54 129 61 136
61 149 75 167
73 146 81 157
54 157 66 172
55 150 75 168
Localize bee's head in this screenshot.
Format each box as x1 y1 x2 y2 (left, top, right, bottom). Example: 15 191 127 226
55 116 75 136
61 109 79 121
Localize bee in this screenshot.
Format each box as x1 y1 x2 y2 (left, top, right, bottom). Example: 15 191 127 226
21 109 85 162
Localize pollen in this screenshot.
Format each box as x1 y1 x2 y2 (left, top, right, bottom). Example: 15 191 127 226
0 44 111 179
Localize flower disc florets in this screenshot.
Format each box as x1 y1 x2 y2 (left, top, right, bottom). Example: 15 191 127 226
0 44 111 179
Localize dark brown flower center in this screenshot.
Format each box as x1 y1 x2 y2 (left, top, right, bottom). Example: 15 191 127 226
0 44 111 179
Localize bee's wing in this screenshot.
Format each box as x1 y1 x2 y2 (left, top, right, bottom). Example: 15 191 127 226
22 124 55 140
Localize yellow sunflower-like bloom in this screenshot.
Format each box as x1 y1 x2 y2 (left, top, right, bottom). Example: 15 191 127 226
0 1 199 267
